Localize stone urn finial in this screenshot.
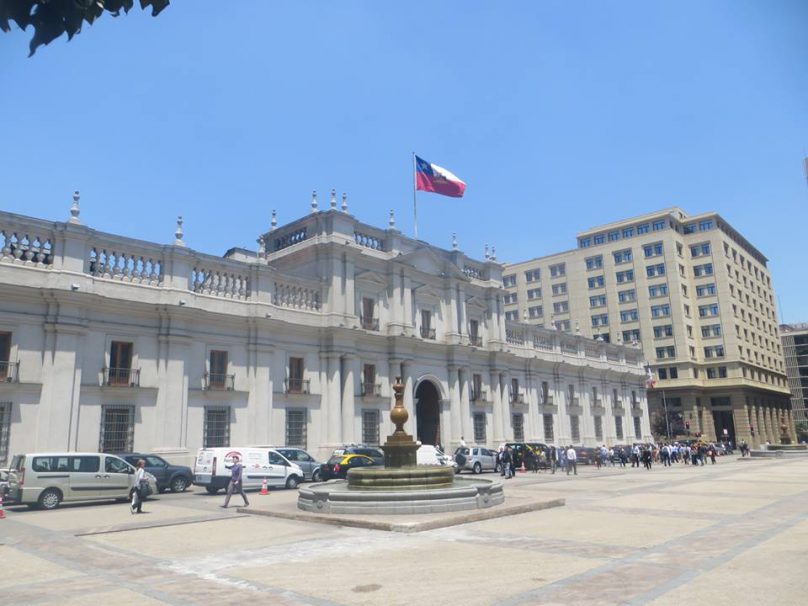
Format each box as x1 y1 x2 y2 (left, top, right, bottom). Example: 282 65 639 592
390 378 408 435
311 190 318 213
69 190 81 224
174 216 185 246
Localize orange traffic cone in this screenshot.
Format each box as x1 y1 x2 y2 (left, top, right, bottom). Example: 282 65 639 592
520 461 526 473
0 493 6 519
260 478 269 496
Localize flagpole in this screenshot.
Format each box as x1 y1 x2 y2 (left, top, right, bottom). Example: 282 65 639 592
412 152 418 239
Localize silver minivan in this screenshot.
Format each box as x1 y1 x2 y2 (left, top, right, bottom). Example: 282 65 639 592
5 452 158 510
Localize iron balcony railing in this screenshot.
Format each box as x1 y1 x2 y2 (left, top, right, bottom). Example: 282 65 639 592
204 372 235 391
420 326 436 340
469 335 482 346
361 382 382 397
103 367 140 387
0 360 19 383
470 388 489 403
285 378 310 394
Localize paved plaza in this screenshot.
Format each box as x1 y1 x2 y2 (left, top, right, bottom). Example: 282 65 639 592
2 457 806 605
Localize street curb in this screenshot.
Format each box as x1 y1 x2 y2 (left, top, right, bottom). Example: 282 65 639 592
237 497 565 533
74 513 249 537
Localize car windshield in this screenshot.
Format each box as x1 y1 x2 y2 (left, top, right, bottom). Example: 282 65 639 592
327 455 343 464
455 448 469 455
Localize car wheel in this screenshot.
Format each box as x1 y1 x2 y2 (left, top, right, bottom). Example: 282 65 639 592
205 486 220 495
473 462 482 474
38 488 62 510
170 477 188 493
285 475 300 490
312 469 322 483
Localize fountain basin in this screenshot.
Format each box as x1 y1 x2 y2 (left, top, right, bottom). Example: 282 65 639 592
298 475 504 515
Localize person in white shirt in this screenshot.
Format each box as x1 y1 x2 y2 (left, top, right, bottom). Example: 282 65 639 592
566 446 577 476
131 459 147 514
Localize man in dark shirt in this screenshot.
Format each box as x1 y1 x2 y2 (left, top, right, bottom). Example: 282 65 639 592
222 455 249 508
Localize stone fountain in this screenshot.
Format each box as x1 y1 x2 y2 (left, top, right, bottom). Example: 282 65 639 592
298 379 504 514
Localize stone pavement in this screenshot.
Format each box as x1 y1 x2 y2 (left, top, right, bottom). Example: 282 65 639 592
1 457 806 605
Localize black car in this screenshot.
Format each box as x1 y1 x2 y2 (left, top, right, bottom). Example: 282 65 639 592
572 446 598 465
337 445 385 465
319 453 378 480
119 453 193 493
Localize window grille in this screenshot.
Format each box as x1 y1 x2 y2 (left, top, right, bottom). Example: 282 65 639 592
286 408 307 449
204 406 230 448
594 416 603 440
543 413 554 441
473 413 486 443
362 410 380 445
615 415 624 440
100 405 134 452
512 413 524 442
570 414 580 441
0 402 10 464
634 416 642 439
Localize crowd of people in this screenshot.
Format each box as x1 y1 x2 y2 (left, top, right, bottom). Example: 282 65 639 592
495 439 744 477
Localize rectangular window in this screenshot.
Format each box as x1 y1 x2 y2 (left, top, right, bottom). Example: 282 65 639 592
652 220 665 231
473 412 487 443
594 416 603 440
701 324 722 338
361 297 377 330
570 415 580 441
100 405 135 452
608 231 620 242
644 242 664 258
208 350 229 389
622 228 635 238
637 224 650 234
694 263 714 277
587 275 605 288
696 283 717 297
615 415 623 440
543 414 554 441
553 301 569 314
646 263 666 277
502 275 517 287
658 368 667 380
589 295 607 308
288 356 305 393
690 243 711 257
512 413 524 442
616 270 635 283
620 309 639 323
504 292 518 305
108 341 133 386
651 304 671 318
698 304 719 317
699 220 714 231
613 249 633 264
362 364 377 396
549 263 566 278
585 255 603 270
593 234 605 245
0 402 10 464
0 332 10 382
552 283 568 296
541 381 550 404
505 310 519 321
648 284 669 298
622 329 641 343
472 373 483 401
653 324 673 338
527 287 542 299
362 410 380 446
704 345 725 358
634 416 642 439
618 289 636 303
285 408 307 448
524 269 541 282
579 238 591 248
203 406 230 448
528 305 543 318
591 313 609 327
669 367 678 379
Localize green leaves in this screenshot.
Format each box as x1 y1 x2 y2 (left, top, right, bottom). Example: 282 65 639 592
0 0 170 56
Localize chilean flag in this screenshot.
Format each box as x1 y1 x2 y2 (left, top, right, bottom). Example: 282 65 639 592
415 155 466 198
645 366 657 389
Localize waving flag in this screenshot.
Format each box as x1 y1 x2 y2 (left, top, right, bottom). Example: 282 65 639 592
415 155 466 198
645 366 657 389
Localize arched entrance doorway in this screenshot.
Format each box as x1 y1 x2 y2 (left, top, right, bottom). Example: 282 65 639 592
415 380 441 446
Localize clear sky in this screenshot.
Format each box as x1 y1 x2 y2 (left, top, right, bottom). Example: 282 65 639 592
2 1 807 320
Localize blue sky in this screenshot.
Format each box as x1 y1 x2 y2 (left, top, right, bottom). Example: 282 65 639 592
2 1 807 320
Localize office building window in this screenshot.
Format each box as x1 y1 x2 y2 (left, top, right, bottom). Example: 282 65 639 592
704 345 725 358
622 228 635 238
699 220 714 231
613 249 633 264
615 415 624 440
100 405 135 452
651 304 671 318
504 292 518 305
524 269 541 282
590 295 607 308
503 275 517 287
653 324 673 338
694 263 714 277
512 413 524 442
637 224 650 234
652 220 665 231
608 231 620 242
618 289 636 303
616 270 635 283
593 234 605 245
588 275 605 289
646 263 666 277
690 243 711 257
620 309 639 323
528 305 543 318
203 406 230 448
285 408 307 449
543 414 554 441
505 310 519 321
527 287 542 299
622 329 641 343
473 412 486 443
591 313 609 327
552 283 568 296
698 304 720 318
570 415 580 441
644 242 664 258
553 301 569 314
648 284 669 298
579 238 591 248
585 255 603 270
634 416 642 439
594 416 603 440
696 283 717 297
655 346 676 359
701 324 722 338
362 410 380 446
549 263 566 278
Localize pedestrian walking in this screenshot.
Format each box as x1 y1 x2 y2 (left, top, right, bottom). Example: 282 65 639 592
502 447 513 479
130 459 147 514
222 455 249 508
566 445 578 476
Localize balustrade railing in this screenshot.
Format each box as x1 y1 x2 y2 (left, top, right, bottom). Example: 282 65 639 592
103 367 140 387
354 231 385 251
463 264 484 280
0 360 19 383
273 281 321 310
191 265 250 299
469 335 482 347
204 372 235 391
0 228 53 267
361 382 381 397
561 339 579 354
506 329 525 345
420 326 436 340
285 378 310 394
274 227 307 251
470 388 489 403
89 247 163 285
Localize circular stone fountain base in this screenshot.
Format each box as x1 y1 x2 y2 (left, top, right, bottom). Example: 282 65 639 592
297 473 504 515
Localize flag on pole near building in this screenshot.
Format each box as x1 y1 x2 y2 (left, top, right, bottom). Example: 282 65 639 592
645 366 657 389
415 155 466 198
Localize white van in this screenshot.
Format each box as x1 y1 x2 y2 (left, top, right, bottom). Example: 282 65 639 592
193 447 304 494
5 452 158 510
416 445 458 469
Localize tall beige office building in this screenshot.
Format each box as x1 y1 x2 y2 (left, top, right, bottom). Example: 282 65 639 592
504 207 795 446
780 323 808 422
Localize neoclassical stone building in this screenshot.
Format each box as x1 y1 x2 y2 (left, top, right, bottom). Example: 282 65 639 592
0 194 649 466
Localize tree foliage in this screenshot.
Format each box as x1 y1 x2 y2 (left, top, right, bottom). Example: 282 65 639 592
0 0 169 56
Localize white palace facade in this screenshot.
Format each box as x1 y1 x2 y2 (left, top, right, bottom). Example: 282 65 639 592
0 194 650 466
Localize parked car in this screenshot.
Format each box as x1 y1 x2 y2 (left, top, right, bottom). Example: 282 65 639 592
416 445 457 469
573 446 598 465
4 452 158 510
454 447 498 474
319 453 379 480
275 448 323 482
333 445 385 465
118 453 193 493
193 447 305 494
